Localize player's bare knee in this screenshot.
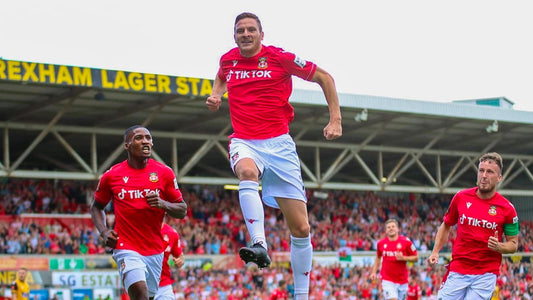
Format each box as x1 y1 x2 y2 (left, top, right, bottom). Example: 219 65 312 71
237 168 259 181
290 223 310 238
128 281 149 300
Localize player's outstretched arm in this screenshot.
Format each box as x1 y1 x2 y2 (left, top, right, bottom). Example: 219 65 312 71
310 66 342 140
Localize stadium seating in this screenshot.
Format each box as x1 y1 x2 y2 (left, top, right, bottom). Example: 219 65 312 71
1 179 532 298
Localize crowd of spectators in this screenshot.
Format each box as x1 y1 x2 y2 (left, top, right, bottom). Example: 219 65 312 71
1 179 533 299
170 259 533 299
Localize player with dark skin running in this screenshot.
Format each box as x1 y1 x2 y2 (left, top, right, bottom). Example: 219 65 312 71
91 125 187 300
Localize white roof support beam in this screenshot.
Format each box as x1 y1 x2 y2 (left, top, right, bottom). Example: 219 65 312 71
1 121 533 196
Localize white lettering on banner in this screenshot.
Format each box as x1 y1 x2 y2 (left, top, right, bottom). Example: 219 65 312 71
52 271 121 288
459 214 498 230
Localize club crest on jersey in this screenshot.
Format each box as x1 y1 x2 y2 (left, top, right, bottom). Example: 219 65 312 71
258 57 268 69
123 176 129 183
384 244 387 249
466 202 472 208
233 60 238 67
488 206 497 216
149 172 159 182
396 243 402 250
293 56 306 68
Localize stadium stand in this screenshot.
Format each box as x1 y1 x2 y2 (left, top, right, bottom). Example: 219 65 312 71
1 179 533 299
2 59 533 299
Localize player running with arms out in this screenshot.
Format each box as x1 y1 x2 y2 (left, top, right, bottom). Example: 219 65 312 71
370 219 419 300
90 125 187 300
428 152 519 300
206 12 342 300
155 215 185 300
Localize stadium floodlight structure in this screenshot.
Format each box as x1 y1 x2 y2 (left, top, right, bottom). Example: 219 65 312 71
354 108 368 122
486 120 499 133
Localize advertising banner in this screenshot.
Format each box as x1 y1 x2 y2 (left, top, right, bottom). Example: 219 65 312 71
52 271 121 289
72 289 93 300
0 59 214 98
92 288 114 300
0 270 44 287
49 288 71 300
0 256 49 270
30 289 49 300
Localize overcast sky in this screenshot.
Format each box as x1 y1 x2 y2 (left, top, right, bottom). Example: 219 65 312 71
2 0 532 111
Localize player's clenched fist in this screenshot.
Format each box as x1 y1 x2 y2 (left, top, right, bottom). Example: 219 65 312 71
99 229 118 249
146 191 163 209
206 95 222 111
427 253 439 266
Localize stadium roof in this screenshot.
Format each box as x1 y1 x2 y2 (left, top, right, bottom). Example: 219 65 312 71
1 58 533 196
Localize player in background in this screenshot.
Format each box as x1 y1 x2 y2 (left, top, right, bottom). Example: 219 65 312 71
370 219 419 300
11 268 30 300
428 152 519 299
206 12 342 300
155 215 185 300
406 274 421 300
270 279 289 300
91 125 187 300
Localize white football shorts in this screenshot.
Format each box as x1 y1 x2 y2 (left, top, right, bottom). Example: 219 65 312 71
113 249 163 297
229 134 307 208
437 271 496 300
381 279 408 300
154 284 174 300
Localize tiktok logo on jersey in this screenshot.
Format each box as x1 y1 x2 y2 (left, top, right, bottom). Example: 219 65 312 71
383 250 399 257
459 213 498 229
118 188 160 200
225 69 272 82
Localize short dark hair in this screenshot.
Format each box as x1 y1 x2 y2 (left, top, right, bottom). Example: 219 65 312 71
480 152 503 174
124 125 144 142
235 12 262 32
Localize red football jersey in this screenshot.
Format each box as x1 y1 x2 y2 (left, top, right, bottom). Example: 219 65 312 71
159 223 183 287
270 288 289 300
217 45 317 139
376 235 418 284
94 159 183 256
407 283 421 300
443 187 518 275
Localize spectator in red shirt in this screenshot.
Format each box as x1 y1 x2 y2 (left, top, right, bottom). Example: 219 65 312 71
270 280 288 300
